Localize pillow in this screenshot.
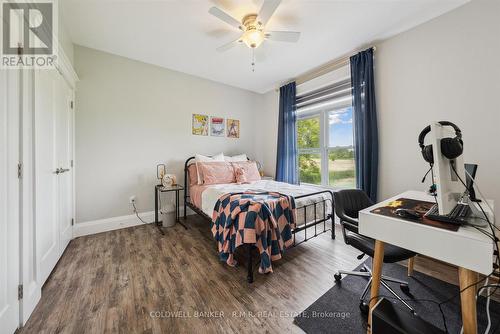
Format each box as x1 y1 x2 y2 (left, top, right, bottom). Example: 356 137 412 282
231 161 261 182
187 164 198 186
224 154 247 162
234 167 248 184
195 153 224 184
198 161 235 185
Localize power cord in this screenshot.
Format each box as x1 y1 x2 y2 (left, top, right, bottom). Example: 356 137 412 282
450 163 499 334
132 200 151 225
365 294 450 332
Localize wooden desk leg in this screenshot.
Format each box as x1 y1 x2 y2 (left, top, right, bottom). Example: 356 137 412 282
407 256 415 277
367 240 385 334
458 267 478 334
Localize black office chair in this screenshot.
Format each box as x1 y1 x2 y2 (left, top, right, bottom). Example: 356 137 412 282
333 189 416 314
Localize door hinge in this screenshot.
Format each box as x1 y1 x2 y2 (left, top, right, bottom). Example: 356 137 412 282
18 284 23 300
17 163 23 179
71 218 74 226
70 101 74 109
70 160 74 168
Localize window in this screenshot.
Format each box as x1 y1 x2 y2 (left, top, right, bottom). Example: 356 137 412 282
297 116 321 184
296 78 355 188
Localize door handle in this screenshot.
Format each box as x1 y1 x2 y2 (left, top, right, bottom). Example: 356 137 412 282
53 168 70 174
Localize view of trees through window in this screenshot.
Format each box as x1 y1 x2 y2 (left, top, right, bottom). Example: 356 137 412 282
297 106 355 188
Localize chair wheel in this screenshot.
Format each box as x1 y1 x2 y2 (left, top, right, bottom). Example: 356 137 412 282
359 301 369 314
334 273 342 282
400 284 410 294
360 267 368 272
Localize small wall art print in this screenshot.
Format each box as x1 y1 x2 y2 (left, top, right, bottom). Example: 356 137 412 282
227 119 240 138
192 114 209 136
210 117 225 137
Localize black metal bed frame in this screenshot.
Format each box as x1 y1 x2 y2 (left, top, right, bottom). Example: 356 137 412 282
183 156 335 283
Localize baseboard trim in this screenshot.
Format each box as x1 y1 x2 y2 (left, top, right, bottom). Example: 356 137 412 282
73 211 154 237
73 206 195 237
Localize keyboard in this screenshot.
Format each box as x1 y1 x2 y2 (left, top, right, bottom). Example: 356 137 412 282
425 203 471 225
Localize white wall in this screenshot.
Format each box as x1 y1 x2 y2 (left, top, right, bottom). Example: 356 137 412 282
74 46 260 223
375 0 500 217
58 10 74 66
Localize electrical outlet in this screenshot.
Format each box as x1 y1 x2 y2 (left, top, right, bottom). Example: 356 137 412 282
129 195 136 204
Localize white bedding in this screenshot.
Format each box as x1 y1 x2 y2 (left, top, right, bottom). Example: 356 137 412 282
201 180 333 226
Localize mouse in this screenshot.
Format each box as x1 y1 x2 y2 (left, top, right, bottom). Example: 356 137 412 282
395 208 421 220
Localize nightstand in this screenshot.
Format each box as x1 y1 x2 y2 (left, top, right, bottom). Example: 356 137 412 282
261 176 274 181
154 184 187 235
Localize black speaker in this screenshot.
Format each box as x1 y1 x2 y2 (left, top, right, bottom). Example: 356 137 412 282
371 298 445 334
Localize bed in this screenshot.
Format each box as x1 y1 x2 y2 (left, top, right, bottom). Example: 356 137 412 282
183 156 334 283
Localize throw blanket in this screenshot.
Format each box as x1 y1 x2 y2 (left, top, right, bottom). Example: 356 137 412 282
211 192 297 274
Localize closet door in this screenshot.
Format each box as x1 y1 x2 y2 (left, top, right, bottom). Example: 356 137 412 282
20 68 41 325
35 69 60 285
55 75 73 253
0 69 21 334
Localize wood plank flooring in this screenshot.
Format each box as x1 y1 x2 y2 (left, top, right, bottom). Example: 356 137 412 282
19 215 470 334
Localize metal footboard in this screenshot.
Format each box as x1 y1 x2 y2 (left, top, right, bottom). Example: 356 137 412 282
293 190 335 245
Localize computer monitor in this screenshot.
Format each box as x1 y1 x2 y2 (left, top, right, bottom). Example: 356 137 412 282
465 163 478 201
430 122 467 215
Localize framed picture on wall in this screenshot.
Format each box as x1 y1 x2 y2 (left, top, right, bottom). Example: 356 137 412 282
210 117 225 137
192 114 209 136
227 119 240 138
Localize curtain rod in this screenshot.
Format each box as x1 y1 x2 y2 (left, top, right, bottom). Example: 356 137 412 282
275 45 376 92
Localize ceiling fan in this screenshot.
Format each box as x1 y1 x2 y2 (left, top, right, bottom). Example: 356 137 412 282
209 0 300 68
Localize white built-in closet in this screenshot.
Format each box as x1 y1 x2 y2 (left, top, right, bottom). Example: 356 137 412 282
0 41 78 334
34 67 75 286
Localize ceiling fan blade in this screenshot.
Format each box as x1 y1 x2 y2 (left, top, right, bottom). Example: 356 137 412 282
257 0 281 27
216 38 242 52
209 7 244 31
265 31 300 42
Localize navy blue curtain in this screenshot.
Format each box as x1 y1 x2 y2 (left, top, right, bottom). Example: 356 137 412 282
351 48 379 202
275 82 298 184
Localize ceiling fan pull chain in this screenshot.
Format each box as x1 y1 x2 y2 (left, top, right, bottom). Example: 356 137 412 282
252 48 256 72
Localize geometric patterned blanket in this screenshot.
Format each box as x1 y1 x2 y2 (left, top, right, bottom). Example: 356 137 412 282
211 192 297 274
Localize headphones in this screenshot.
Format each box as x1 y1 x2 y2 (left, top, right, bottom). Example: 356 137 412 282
418 121 463 165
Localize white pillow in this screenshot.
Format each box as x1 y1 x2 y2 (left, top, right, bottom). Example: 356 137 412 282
195 153 224 184
224 154 247 162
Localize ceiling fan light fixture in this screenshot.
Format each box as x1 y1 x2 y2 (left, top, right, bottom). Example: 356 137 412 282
242 29 265 49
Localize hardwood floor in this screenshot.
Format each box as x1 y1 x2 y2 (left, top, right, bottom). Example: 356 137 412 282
19 215 475 334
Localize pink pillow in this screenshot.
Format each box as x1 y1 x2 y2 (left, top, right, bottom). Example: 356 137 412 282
231 161 261 182
187 164 198 186
198 161 236 185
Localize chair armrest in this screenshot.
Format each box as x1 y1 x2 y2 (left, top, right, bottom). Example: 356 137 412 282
341 219 359 234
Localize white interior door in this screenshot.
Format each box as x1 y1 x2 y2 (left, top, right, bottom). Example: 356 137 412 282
34 69 60 285
55 76 73 252
0 69 21 334
20 68 41 325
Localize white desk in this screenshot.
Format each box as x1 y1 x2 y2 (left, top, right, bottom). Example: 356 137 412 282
359 191 495 334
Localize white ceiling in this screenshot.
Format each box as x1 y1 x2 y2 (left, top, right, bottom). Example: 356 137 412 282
61 0 469 93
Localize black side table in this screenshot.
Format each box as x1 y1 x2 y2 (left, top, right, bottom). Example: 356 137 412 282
154 184 187 234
